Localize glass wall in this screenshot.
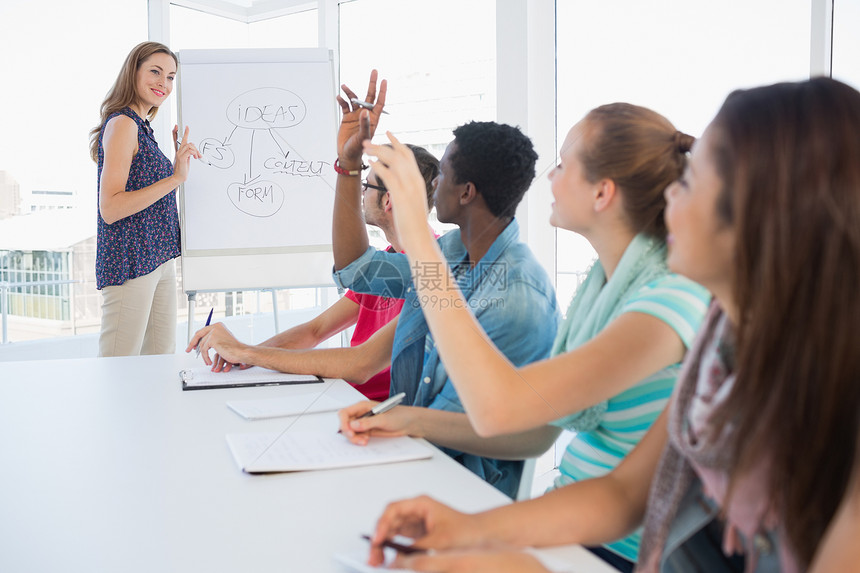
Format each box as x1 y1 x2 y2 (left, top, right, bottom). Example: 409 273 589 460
0 0 147 342
339 0 496 157
555 0 811 308
0 0 147 218
340 0 496 240
832 0 860 90
4 0 853 346
0 250 71 321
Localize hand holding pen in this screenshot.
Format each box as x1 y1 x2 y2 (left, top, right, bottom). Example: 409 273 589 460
350 98 389 115
186 318 251 372
365 496 483 568
336 69 387 164
337 393 407 438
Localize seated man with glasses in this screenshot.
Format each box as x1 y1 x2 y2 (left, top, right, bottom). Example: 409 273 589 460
188 143 438 402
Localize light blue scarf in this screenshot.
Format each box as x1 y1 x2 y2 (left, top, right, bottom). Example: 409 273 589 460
550 233 669 432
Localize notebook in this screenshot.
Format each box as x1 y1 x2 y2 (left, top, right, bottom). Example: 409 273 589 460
179 365 323 391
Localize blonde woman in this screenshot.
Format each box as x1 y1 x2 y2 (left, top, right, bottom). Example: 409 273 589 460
89 41 199 357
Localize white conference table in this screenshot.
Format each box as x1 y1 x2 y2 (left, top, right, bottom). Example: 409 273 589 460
0 353 616 573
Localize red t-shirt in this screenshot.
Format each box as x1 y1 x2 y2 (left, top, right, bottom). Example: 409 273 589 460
343 289 404 401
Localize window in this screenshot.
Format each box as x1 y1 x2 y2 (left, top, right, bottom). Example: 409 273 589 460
339 0 496 158
0 250 70 321
340 0 496 240
555 0 811 307
0 0 146 342
832 0 860 90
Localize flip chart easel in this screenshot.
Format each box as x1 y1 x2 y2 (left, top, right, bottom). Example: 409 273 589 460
176 48 339 340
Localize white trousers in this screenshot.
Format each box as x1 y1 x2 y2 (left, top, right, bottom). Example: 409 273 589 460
98 259 178 357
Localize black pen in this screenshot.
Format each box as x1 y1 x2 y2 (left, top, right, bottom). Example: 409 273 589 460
195 307 214 358
361 534 424 555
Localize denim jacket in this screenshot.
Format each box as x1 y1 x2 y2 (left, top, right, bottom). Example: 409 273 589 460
333 219 559 498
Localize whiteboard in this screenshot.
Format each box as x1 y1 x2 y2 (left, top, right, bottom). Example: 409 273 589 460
177 48 338 292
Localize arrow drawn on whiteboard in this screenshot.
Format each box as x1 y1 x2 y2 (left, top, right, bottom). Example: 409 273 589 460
225 125 239 144
249 129 256 179
242 174 261 186
268 129 290 159
269 128 305 162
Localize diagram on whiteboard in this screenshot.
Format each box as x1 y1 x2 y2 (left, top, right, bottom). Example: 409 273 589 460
197 87 331 219
178 53 337 253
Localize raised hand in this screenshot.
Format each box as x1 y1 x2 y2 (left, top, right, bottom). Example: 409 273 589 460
172 125 202 184
336 69 387 166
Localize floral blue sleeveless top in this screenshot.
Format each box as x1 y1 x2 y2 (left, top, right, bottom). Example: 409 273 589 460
96 107 180 289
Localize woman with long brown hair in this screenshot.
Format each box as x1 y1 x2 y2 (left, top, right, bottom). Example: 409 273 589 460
89 41 199 357
359 77 860 571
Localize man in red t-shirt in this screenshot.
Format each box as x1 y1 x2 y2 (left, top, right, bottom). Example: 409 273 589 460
188 145 439 401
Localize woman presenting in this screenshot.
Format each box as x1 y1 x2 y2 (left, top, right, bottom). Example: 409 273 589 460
89 41 200 357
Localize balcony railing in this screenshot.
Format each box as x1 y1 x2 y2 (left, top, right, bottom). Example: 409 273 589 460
0 280 77 343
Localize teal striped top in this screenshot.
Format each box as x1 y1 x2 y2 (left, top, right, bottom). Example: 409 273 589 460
552 274 710 561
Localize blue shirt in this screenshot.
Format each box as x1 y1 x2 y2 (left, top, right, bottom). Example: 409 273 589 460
96 107 180 289
333 219 559 498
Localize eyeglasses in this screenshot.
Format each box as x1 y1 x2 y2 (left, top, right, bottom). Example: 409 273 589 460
361 180 387 193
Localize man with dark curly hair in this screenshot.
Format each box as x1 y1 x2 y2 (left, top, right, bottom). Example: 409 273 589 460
329 73 560 499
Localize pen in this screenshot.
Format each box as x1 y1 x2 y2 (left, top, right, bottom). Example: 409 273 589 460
350 98 389 115
356 392 406 419
360 534 424 555
195 307 214 358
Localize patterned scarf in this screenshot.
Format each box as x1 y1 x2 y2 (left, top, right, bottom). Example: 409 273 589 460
550 233 669 431
636 303 736 571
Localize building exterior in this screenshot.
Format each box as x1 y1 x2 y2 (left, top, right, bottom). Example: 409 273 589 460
0 171 21 220
28 189 78 212
0 210 99 340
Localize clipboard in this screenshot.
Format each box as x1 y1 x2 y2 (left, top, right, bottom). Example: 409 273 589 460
179 366 324 391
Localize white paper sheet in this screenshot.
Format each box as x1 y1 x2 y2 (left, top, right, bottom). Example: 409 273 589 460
227 391 347 420
333 550 414 572
225 431 433 473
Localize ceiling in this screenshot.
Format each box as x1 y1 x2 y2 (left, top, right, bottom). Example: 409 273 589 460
169 0 320 23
